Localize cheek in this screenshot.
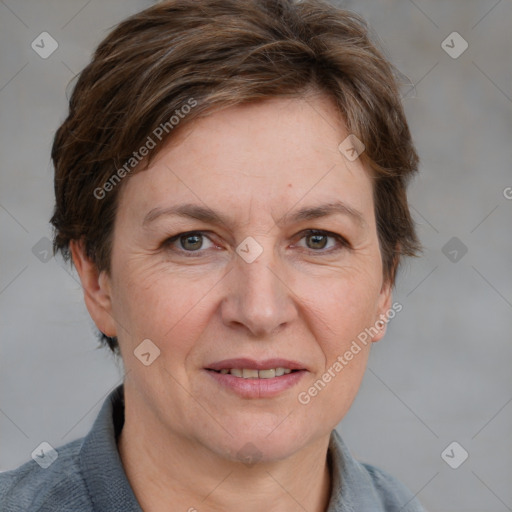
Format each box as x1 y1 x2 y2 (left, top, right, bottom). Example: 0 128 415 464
297 277 375 424
111 258 220 353
316 348 370 427
310 269 381 415
297 266 383 346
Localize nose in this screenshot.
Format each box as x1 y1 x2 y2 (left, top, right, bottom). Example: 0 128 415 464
220 243 298 338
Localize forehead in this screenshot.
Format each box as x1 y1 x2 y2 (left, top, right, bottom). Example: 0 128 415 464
118 94 375 227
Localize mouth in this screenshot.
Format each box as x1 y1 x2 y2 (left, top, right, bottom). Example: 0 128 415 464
205 357 306 375
207 367 298 379
204 358 307 398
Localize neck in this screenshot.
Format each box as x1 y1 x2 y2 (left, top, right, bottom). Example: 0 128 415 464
117 393 333 512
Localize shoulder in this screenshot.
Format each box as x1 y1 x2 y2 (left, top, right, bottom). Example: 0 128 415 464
359 462 426 512
0 438 93 512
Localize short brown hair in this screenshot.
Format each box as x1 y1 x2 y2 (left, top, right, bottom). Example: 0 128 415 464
51 0 421 353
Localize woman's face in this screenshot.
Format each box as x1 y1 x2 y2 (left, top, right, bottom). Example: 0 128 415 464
101 94 392 462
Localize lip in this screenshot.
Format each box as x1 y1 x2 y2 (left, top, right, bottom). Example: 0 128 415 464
205 358 307 372
204 358 308 399
205 368 307 399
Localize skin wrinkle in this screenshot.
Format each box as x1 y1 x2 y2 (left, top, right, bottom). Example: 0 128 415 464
72 94 392 512
44 2 424 505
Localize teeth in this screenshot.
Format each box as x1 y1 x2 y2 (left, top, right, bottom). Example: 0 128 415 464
258 369 275 379
216 367 295 379
242 369 259 379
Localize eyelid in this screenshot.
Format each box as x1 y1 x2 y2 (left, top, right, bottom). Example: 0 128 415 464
162 229 350 256
162 230 218 253
293 229 351 251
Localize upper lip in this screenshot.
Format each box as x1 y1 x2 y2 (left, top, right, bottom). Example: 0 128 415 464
206 358 307 371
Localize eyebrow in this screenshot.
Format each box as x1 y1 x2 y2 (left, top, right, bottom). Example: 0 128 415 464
142 200 366 229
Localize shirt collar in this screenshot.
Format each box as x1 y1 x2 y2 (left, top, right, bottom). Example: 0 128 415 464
79 384 142 511
78 384 385 512
326 428 386 511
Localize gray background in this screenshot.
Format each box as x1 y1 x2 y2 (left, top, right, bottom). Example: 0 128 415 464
1 1 511 511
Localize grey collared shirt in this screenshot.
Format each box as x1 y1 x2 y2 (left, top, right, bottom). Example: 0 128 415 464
0 385 425 511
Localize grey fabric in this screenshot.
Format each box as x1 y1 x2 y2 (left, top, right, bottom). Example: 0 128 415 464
0 385 425 511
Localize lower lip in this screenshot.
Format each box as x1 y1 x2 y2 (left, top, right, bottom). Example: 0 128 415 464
205 369 306 399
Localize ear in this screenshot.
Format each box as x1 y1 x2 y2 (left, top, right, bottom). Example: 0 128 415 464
69 240 117 338
371 276 393 343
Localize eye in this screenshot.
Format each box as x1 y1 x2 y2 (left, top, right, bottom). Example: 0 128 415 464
162 229 349 257
294 229 349 253
163 231 217 255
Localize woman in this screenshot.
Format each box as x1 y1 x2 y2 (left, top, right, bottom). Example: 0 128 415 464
0 0 425 510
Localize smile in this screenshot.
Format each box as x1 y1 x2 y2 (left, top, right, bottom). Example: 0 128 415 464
210 368 295 378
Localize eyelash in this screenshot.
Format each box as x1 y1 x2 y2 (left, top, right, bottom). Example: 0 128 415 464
162 229 350 257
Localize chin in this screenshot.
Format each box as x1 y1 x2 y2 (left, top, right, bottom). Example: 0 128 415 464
205 421 314 465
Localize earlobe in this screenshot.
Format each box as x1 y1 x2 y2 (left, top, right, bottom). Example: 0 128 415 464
69 240 117 337
372 278 393 343
371 247 400 343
